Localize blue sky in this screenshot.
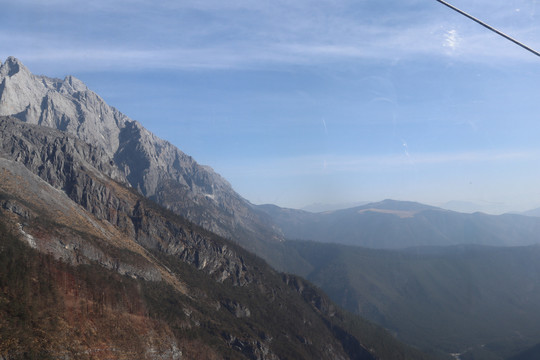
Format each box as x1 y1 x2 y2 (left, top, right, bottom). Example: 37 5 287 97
2 0 540 213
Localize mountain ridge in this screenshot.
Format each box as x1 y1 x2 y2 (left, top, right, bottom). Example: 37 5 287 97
257 199 540 248
0 57 284 263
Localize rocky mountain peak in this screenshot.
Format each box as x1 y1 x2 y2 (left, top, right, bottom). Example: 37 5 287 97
0 57 47 119
61 74 89 93
0 56 30 78
0 56 129 154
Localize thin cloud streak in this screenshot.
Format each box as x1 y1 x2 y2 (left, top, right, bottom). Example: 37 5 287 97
2 1 540 73
4 34 536 74
223 150 540 178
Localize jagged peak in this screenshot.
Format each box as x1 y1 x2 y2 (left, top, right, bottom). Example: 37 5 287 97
0 56 30 78
62 74 88 93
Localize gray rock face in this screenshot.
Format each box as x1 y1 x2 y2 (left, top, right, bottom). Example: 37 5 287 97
0 115 253 286
0 115 126 186
0 57 282 254
0 57 126 154
0 156 162 282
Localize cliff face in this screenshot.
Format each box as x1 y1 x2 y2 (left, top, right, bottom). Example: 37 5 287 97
0 57 282 257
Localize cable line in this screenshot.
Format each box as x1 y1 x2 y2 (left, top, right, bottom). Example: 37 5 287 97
436 0 540 58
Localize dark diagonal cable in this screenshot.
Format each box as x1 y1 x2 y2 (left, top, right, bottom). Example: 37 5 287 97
436 0 540 58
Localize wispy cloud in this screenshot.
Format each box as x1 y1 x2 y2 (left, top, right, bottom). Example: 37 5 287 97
2 0 540 73
221 150 540 178
444 29 461 51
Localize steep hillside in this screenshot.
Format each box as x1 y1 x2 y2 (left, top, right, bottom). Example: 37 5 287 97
0 116 436 360
258 200 540 248
285 240 540 359
0 57 283 263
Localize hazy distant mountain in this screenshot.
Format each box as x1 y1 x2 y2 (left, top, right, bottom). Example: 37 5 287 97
301 201 370 213
522 207 540 217
439 200 488 213
439 200 512 214
255 198 540 358
0 115 436 359
258 199 540 248
0 57 284 265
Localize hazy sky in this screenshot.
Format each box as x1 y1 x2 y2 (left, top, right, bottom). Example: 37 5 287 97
2 0 540 213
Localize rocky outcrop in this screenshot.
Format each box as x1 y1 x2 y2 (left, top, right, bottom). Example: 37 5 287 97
0 115 134 227
222 333 278 360
128 198 254 286
0 156 162 283
0 116 126 186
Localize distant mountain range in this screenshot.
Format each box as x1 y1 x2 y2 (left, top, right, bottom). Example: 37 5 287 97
300 201 370 213
257 199 540 248
439 200 512 214
253 199 540 358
